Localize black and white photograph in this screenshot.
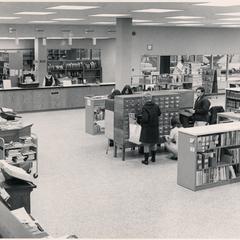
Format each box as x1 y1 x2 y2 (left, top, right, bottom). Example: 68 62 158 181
0 0 240 238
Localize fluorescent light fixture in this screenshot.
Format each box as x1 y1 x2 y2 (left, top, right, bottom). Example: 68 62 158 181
15 11 55 15
0 37 15 40
0 17 20 19
29 21 57 23
47 5 99 10
133 19 152 23
52 18 84 21
213 22 240 24
91 22 115 25
220 25 240 27
166 16 204 19
195 1 240 7
90 14 129 17
218 18 240 21
169 21 201 23
217 12 240 16
135 22 164 25
132 8 183 13
176 24 204 26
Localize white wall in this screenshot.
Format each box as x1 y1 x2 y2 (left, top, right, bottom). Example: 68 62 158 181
0 40 33 49
131 26 240 75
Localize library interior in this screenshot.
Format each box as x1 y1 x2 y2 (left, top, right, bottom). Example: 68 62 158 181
1 0 240 238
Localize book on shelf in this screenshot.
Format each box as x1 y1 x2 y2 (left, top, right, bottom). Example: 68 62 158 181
229 165 236 179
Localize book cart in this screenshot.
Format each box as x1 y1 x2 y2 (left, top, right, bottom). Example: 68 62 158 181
177 122 240 191
0 123 38 178
114 89 194 160
85 95 108 135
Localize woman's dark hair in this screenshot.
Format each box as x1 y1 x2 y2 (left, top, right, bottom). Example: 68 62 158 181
171 117 181 128
196 86 205 93
108 89 121 99
121 85 133 95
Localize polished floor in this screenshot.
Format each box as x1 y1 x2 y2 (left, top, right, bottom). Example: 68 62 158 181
20 94 240 239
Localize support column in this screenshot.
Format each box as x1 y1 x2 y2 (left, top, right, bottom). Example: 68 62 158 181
34 38 47 85
115 18 132 90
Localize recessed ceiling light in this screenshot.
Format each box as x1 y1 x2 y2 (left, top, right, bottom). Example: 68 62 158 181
29 21 57 23
218 18 240 21
217 12 240 16
0 17 20 19
176 24 204 26
166 16 204 19
15 12 55 15
47 5 99 10
132 8 183 13
135 22 164 25
169 21 201 24
133 19 152 23
91 22 115 25
90 14 129 17
52 18 84 21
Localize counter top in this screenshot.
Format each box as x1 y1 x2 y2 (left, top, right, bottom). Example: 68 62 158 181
0 82 115 91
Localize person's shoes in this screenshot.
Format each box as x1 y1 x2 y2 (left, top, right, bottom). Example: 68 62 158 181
151 151 156 162
142 153 149 165
170 155 178 160
141 159 149 165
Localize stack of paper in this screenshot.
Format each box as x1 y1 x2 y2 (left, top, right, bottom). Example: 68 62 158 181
0 161 33 182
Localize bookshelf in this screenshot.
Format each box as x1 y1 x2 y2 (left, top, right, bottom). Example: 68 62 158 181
114 89 194 160
225 88 240 112
47 48 102 84
177 122 240 191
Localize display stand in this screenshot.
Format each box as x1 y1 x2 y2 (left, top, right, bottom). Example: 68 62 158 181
85 96 108 135
177 122 240 191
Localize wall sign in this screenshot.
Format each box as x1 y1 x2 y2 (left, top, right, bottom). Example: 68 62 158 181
147 44 153 51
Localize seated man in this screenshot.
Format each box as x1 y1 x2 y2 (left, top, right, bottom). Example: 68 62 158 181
165 117 182 160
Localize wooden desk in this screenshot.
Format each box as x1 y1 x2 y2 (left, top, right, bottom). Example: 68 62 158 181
217 111 240 123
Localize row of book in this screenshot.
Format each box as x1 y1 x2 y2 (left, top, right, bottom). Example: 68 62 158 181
226 90 240 99
197 135 219 151
196 166 228 186
197 148 240 170
196 165 240 186
197 131 240 151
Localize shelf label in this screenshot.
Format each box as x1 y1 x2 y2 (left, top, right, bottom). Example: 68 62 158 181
190 147 195 152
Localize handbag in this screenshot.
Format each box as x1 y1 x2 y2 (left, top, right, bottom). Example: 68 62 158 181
129 122 141 145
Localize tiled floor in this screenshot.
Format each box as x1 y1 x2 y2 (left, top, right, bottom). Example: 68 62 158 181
20 94 240 239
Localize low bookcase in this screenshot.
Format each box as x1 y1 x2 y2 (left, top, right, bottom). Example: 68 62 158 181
177 122 240 191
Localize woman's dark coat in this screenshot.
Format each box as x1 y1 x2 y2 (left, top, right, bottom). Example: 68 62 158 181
193 95 211 122
140 101 161 143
